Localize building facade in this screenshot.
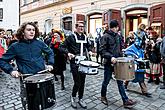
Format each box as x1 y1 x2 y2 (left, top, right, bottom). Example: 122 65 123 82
0 0 19 32
20 0 165 38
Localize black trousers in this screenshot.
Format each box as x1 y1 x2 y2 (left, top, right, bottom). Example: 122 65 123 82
162 63 165 84
70 59 86 99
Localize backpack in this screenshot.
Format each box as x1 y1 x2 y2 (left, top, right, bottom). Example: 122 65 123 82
160 37 165 57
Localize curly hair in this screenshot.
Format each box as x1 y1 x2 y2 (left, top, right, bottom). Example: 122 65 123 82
16 22 39 40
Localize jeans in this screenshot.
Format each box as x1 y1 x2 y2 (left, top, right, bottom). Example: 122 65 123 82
101 64 128 102
70 59 86 99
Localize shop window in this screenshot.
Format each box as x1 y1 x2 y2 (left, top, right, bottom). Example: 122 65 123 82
63 17 72 31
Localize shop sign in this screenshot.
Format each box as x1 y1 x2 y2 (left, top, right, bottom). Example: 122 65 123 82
62 7 72 14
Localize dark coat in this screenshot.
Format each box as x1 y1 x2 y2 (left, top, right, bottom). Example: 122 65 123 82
61 32 92 56
51 44 67 75
99 30 123 64
0 39 54 74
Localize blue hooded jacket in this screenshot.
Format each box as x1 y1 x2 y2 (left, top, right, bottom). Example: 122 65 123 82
124 37 145 73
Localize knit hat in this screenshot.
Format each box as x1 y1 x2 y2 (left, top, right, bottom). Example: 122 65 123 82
110 19 119 28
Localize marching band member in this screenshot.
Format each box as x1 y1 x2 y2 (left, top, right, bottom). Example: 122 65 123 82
60 22 93 109
124 36 152 97
0 22 54 109
99 19 137 108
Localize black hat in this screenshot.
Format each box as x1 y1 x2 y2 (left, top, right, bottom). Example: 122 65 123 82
110 19 119 28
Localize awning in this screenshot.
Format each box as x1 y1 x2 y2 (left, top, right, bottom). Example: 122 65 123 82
151 23 161 26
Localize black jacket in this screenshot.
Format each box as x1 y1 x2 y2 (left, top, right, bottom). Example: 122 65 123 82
99 30 123 64
61 32 92 56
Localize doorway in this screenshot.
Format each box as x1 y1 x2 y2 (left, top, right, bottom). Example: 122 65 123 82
125 9 148 36
45 19 53 35
88 13 102 38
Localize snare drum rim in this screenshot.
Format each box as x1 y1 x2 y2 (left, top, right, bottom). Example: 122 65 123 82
116 57 134 63
79 60 100 67
24 74 54 83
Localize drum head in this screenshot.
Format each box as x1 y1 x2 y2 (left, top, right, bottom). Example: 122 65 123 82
116 57 134 62
136 59 149 63
24 74 54 83
79 60 100 67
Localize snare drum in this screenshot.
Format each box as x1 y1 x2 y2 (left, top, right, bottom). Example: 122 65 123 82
24 74 56 110
136 59 150 70
79 60 100 75
114 57 135 80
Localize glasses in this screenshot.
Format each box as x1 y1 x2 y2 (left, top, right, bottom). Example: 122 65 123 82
78 26 84 28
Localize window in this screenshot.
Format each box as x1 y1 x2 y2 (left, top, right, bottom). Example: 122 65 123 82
33 0 39 2
0 8 3 19
23 0 27 5
63 17 72 31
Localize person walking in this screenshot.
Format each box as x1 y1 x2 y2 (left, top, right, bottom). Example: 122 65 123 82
95 28 103 65
0 22 54 109
50 30 67 90
99 19 137 108
124 36 152 97
60 22 93 109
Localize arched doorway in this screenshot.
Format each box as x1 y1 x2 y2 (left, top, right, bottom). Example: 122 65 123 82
88 13 102 38
121 4 149 37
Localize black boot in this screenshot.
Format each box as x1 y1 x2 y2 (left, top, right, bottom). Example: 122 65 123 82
155 77 160 85
148 77 154 83
61 84 65 90
160 84 165 89
160 75 165 89
55 75 58 81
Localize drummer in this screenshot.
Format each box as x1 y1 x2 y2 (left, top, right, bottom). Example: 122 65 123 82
124 36 152 97
0 22 54 109
60 22 93 109
99 19 137 108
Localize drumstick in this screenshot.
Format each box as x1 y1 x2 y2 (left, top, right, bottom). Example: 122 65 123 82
37 69 49 74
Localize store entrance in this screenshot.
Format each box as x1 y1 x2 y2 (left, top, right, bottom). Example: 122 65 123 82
125 9 148 36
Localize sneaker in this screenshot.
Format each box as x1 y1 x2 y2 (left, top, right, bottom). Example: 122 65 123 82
78 99 87 109
71 96 77 108
101 96 108 105
124 99 137 108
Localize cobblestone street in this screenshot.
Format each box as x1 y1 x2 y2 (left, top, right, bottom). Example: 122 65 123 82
1 63 165 110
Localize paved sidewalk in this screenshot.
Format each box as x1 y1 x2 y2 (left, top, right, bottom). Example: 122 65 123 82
1 60 165 110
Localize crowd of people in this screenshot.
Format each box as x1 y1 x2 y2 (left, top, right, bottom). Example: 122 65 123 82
0 19 165 109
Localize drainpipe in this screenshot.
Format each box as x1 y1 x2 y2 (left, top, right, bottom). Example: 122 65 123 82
19 0 20 26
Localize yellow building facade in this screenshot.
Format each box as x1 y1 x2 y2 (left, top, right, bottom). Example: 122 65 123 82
20 0 165 37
